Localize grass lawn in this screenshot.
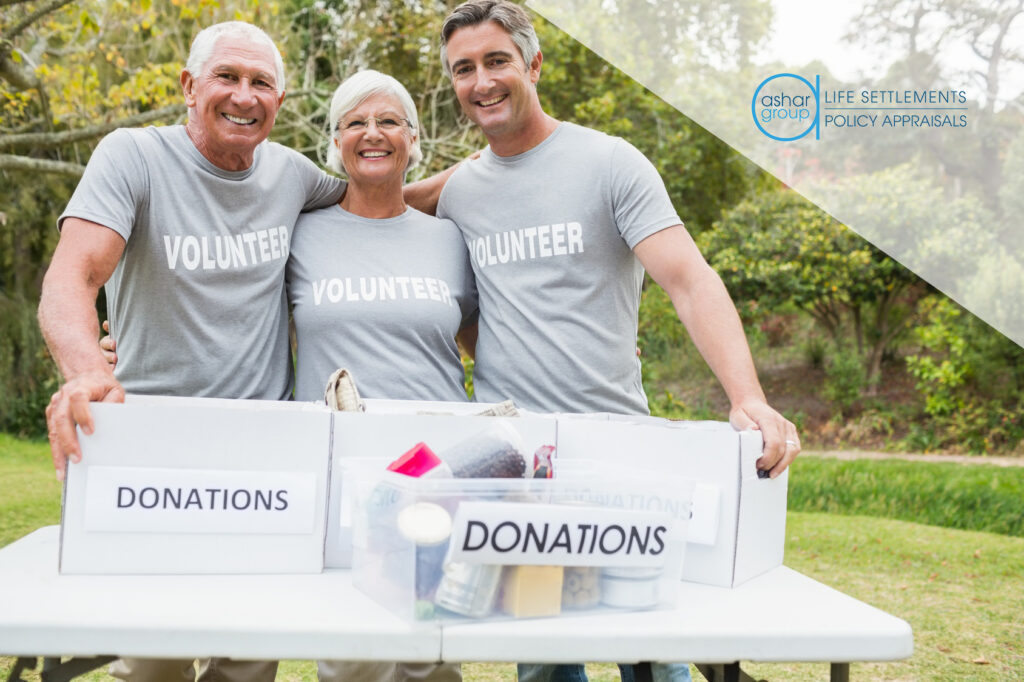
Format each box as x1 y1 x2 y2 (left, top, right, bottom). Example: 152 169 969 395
2 436 1022 680
0 434 62 548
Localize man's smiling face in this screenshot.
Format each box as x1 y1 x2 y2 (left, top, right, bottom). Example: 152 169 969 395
181 34 284 170
446 20 542 144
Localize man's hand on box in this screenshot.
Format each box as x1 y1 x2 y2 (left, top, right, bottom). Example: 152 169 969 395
47 370 125 482
729 399 800 478
99 320 117 369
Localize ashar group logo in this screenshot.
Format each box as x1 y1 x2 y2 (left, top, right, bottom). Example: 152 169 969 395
752 73 820 141
753 73 969 140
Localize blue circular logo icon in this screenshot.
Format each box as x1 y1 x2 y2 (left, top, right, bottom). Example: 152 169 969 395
752 73 820 141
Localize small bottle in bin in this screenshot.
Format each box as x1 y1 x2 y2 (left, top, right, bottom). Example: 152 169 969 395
396 502 452 605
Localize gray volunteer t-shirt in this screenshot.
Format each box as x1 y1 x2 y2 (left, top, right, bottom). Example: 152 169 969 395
437 122 681 415
59 125 344 400
287 205 477 403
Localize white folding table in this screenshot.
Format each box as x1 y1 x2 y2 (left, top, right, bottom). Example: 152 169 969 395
0 527 912 681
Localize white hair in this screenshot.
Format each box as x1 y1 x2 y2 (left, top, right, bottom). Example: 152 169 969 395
185 21 286 93
325 70 423 176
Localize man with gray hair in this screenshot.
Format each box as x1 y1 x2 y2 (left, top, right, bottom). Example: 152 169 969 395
434 2 801 682
40 20 342 682
40 21 342 487
38 20 334 682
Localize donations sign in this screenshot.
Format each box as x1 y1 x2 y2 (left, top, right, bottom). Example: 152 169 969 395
448 501 679 567
84 466 318 534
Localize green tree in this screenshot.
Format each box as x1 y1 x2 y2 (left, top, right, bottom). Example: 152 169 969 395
906 296 1024 452
0 0 290 435
699 187 926 390
281 0 482 179
282 1 766 228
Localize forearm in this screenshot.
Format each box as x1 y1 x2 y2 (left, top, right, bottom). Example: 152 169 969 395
636 227 797 472
39 271 111 381
666 265 766 409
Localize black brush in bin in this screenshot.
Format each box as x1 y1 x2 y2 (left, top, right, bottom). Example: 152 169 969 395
440 422 528 479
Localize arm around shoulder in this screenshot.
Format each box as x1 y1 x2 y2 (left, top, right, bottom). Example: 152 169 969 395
404 155 475 216
293 150 346 210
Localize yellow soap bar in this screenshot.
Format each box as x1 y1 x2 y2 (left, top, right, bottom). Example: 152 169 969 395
501 565 564 617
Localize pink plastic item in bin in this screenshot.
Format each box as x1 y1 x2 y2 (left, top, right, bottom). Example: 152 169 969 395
387 443 452 479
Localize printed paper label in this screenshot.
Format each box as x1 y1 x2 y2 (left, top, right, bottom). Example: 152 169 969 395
84 466 317 534
448 501 680 567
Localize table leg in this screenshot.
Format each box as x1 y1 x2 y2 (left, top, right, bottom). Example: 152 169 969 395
694 663 759 682
6 656 116 682
7 658 37 682
634 662 654 682
830 663 850 682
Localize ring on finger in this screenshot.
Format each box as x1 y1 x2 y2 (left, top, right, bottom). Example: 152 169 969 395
785 439 798 447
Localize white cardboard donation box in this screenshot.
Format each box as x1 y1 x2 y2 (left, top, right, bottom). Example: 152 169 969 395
61 395 332 575
556 415 788 588
61 396 786 588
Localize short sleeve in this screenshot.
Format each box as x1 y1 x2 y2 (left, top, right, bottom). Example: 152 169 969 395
290 151 346 210
457 245 479 328
436 159 474 222
609 139 683 249
58 129 148 240
436 186 451 221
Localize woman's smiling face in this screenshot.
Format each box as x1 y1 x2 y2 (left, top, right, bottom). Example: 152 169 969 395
335 93 417 186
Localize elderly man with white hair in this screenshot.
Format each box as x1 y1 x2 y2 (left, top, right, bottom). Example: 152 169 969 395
39 21 341 490
37 20 440 682
38 20 333 682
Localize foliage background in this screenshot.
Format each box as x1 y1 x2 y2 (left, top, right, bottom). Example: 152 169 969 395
1 0 1022 453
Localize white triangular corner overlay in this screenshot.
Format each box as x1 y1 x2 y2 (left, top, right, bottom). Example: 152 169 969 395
527 0 1024 348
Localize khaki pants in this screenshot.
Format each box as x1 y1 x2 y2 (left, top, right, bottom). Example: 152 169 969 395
109 657 278 682
316 661 461 682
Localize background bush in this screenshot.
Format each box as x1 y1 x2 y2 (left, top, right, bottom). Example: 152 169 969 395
0 295 58 438
789 457 1024 537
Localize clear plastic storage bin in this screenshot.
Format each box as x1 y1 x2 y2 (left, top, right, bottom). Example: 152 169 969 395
350 463 693 622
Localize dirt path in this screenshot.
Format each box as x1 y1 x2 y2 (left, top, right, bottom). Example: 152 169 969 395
803 449 1024 467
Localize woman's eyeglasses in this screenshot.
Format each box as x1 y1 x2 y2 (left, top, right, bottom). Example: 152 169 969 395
339 114 412 133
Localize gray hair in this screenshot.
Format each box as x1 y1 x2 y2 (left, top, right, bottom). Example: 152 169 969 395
440 0 540 78
185 21 286 93
325 70 423 176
